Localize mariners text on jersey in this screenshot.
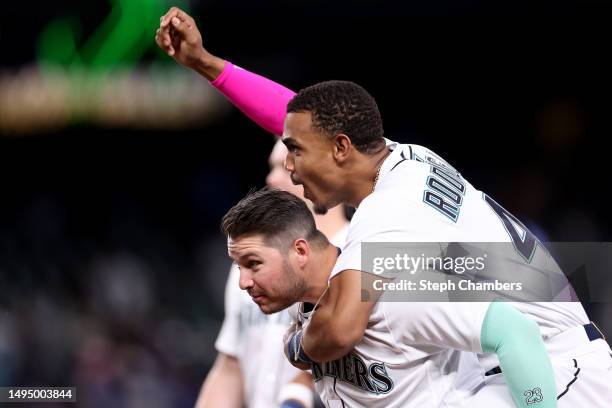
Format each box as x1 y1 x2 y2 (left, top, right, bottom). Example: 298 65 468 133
311 352 394 395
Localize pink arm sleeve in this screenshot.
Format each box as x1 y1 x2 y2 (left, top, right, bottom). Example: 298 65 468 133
210 61 297 136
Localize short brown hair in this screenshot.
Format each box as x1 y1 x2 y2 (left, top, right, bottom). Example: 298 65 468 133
221 188 328 250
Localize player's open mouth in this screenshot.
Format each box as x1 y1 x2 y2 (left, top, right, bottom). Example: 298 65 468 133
290 173 302 186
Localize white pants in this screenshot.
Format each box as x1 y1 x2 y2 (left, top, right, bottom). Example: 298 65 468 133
465 329 612 407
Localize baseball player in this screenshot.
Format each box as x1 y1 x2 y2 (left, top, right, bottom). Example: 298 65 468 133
282 82 610 407
156 7 612 408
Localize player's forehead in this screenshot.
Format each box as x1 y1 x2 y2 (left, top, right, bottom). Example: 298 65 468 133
282 111 318 145
227 234 275 259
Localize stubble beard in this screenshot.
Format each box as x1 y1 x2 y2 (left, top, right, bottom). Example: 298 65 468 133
263 260 308 314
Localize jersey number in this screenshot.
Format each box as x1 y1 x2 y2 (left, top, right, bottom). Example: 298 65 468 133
524 387 544 405
484 194 538 262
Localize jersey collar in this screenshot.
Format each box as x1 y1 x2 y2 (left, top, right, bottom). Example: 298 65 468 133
374 139 408 191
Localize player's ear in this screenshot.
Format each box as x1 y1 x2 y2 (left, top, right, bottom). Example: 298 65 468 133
292 238 310 268
332 133 351 163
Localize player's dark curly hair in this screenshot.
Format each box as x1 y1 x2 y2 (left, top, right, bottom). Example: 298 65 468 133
287 80 385 154
221 188 328 250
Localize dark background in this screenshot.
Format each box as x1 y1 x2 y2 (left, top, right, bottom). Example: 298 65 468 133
1 1 611 407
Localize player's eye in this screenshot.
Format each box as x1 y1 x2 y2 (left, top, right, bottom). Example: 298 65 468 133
247 260 261 269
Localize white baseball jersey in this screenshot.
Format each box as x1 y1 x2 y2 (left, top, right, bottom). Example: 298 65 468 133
311 140 591 407
216 227 348 408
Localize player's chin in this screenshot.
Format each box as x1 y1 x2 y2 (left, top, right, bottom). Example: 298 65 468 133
313 205 328 215
259 300 293 315
304 189 328 214
256 301 277 315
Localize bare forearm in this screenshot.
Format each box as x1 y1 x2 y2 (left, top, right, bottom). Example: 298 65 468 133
301 271 375 362
302 307 357 362
193 51 225 81
195 354 243 408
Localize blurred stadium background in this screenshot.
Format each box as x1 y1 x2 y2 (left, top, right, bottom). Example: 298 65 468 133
1 1 611 407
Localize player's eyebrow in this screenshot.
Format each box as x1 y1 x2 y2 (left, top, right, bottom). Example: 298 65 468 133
281 136 296 147
237 252 262 261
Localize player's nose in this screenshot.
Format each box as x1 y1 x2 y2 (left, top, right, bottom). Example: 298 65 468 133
238 269 254 291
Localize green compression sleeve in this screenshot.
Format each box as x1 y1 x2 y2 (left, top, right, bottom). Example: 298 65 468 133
480 302 557 408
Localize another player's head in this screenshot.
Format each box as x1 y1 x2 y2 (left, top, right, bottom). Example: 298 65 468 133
283 80 385 213
222 188 328 314
266 138 304 198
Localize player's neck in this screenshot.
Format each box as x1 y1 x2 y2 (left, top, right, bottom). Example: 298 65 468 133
302 244 338 303
347 146 391 207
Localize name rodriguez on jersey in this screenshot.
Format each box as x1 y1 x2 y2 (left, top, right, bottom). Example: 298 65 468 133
372 279 523 292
